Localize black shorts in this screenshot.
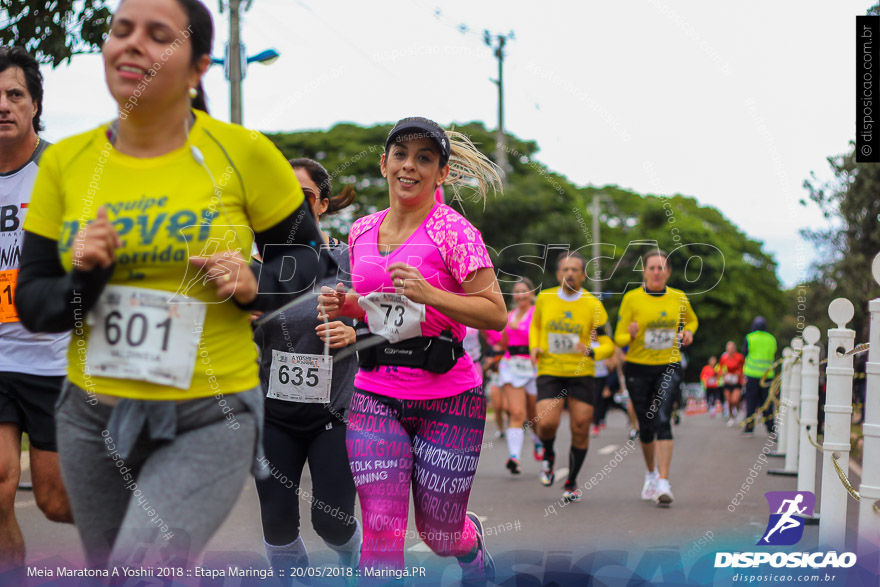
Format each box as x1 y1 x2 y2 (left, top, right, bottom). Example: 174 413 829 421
536 375 594 405
0 371 64 451
722 383 742 392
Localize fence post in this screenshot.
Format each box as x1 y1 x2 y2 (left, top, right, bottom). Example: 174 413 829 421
798 325 821 523
770 340 802 476
857 252 880 570
770 347 791 458
818 299 855 550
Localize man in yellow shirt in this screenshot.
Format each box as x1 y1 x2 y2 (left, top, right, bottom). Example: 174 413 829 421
614 250 697 506
530 252 613 502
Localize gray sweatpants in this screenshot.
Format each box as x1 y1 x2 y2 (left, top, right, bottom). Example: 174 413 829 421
55 381 256 568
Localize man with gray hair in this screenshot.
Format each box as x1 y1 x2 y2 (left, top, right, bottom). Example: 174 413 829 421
0 46 72 572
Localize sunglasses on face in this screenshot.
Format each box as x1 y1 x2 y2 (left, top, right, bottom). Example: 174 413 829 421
302 187 319 200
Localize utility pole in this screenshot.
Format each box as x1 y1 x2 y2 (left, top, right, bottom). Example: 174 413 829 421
228 0 243 124
592 192 601 295
484 30 513 177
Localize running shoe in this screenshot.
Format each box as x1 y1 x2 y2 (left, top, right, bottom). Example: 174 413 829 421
742 430 755 438
533 442 545 461
722 404 730 420
673 410 681 425
539 459 555 486
726 417 735 428
460 512 496 586
641 472 659 500
506 457 521 475
591 425 600 437
562 480 581 503
709 406 716 418
654 478 674 507
494 430 506 439
629 427 639 442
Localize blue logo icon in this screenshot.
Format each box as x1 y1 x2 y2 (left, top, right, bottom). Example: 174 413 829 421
563 311 573 320
758 491 815 545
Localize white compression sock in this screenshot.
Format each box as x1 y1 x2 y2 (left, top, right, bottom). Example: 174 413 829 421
506 427 524 460
265 536 309 571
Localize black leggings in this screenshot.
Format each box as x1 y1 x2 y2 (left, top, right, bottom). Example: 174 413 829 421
626 366 682 443
706 387 722 406
744 376 774 433
592 376 608 424
255 421 357 546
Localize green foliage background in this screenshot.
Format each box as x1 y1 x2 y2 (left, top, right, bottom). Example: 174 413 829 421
267 122 787 379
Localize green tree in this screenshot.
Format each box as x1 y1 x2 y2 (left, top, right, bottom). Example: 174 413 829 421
801 145 880 342
265 122 786 379
0 0 111 66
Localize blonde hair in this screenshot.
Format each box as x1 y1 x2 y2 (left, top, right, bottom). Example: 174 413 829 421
443 130 504 205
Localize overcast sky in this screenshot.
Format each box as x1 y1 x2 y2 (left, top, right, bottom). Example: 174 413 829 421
37 0 874 287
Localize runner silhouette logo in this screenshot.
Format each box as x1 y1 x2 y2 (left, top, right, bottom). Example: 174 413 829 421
758 491 815 546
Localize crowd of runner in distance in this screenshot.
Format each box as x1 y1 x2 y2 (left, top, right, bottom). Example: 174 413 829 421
0 1 760 585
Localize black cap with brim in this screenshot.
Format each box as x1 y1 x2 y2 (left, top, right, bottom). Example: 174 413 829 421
385 118 450 165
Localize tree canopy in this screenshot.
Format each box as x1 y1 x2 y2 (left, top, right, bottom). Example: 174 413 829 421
0 0 111 66
797 145 880 343
266 122 787 378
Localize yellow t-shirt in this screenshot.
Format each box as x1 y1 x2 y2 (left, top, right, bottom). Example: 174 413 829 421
24 110 302 400
529 287 612 377
613 286 698 366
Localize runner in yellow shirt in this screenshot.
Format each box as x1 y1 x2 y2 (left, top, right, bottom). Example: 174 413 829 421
530 252 613 503
15 0 327 568
614 250 697 507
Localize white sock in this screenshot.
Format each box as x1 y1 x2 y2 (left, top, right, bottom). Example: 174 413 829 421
324 518 361 569
265 536 309 571
647 469 658 479
531 431 542 445
506 427 524 460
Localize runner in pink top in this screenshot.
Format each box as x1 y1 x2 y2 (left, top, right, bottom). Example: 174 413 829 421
482 328 507 440
318 117 506 584
485 329 502 347
497 278 543 473
346 202 490 398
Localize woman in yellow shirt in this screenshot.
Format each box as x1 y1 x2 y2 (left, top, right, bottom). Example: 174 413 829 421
15 0 326 569
613 249 697 507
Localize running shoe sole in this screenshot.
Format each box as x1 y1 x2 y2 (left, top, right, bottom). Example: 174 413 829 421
562 485 581 503
540 466 555 487
655 491 673 507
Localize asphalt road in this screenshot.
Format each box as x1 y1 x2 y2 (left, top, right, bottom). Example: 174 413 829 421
12 407 867 586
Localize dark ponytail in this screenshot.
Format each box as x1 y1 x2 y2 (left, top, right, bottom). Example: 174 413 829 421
174 0 213 112
191 81 209 113
289 158 357 216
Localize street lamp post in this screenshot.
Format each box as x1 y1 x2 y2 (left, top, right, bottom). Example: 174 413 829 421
228 0 242 124
216 0 279 125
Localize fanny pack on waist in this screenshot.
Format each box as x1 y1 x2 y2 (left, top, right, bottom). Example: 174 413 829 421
508 345 530 356
356 326 465 374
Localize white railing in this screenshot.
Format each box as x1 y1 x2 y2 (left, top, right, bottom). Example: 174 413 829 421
857 254 880 569
783 251 879 564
